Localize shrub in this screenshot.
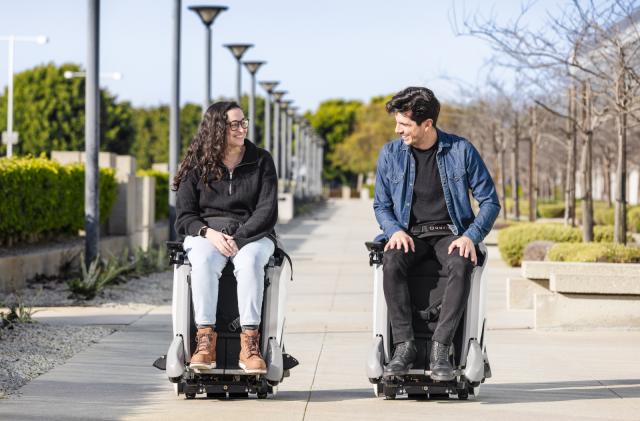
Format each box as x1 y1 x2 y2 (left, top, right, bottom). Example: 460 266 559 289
630 207 640 233
498 223 582 267
504 198 530 217
523 240 555 261
131 245 169 277
537 202 565 218
367 183 375 199
66 252 134 300
575 201 610 222
547 242 640 263
594 207 615 225
593 225 633 243
0 295 38 328
137 169 169 221
0 158 117 245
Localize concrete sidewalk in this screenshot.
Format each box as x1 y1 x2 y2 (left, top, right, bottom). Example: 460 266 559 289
1 199 639 420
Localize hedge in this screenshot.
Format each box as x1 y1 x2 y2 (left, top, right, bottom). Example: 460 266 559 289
547 242 640 263
498 223 582 267
136 169 169 221
631 207 640 233
498 222 637 266
593 225 633 243
0 157 117 245
537 202 566 218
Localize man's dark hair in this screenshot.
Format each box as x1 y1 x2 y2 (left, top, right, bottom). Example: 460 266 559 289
385 87 440 126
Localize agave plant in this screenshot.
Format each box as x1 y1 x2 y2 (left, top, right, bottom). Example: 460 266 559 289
66 253 134 300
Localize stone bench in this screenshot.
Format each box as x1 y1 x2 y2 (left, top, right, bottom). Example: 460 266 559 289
507 261 640 329
549 273 640 295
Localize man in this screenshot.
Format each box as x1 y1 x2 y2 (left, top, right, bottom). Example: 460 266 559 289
373 87 500 381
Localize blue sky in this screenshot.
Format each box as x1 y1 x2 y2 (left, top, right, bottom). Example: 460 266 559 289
0 0 561 113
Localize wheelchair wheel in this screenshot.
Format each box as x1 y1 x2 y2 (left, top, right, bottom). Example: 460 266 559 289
456 388 469 400
256 379 269 399
383 384 397 400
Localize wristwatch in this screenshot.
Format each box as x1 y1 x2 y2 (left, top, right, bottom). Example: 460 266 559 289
198 225 208 238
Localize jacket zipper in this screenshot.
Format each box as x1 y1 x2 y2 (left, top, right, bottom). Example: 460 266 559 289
229 169 233 195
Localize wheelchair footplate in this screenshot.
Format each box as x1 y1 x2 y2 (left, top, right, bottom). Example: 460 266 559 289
381 369 471 400
180 369 273 399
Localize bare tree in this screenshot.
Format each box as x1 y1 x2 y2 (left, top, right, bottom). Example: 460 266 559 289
455 0 640 242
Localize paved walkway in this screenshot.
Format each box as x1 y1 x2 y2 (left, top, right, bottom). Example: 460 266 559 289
2 199 640 420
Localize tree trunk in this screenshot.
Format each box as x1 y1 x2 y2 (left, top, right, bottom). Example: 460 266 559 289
512 112 520 220
581 81 594 242
614 73 628 244
356 173 364 192
564 87 577 226
528 107 537 221
603 156 612 207
498 130 507 221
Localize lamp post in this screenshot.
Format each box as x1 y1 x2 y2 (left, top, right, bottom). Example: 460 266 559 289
224 44 253 104
279 100 292 186
318 138 326 196
308 135 316 196
242 61 265 143
169 0 181 241
258 80 278 152
85 0 100 266
0 35 48 157
188 5 227 111
271 90 286 178
287 106 297 188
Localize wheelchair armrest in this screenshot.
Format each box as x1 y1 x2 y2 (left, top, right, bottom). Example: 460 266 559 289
166 241 187 265
364 241 386 253
364 241 386 266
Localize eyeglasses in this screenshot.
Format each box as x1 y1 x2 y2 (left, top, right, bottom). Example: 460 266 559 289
227 118 249 131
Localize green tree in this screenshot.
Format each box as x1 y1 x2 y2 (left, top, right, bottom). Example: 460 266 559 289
0 62 134 156
333 96 395 185
305 99 363 183
131 103 203 169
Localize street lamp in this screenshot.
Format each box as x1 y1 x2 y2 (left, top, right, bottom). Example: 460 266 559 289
271 90 286 178
0 35 48 157
280 99 293 186
258 80 279 153
242 60 265 143
188 5 227 111
286 106 297 186
224 43 253 103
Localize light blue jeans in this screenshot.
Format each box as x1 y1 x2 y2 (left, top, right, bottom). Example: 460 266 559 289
183 235 275 327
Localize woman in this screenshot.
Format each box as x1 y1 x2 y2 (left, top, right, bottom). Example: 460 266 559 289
173 101 278 374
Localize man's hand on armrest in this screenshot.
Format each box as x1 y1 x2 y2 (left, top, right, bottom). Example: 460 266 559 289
448 235 477 265
384 230 415 253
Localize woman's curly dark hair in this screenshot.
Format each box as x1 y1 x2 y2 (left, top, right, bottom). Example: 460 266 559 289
172 101 241 190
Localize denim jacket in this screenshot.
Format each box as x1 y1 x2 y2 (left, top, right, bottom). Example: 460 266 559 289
373 128 500 244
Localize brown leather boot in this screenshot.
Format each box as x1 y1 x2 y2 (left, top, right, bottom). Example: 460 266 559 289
190 327 217 370
239 330 267 374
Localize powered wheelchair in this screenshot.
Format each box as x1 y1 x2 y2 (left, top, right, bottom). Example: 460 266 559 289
365 239 491 400
154 237 298 399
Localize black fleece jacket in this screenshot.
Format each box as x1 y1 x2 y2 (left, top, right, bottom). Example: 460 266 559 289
175 140 278 249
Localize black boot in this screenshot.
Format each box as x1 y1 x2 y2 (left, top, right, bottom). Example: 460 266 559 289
383 340 417 377
430 341 455 381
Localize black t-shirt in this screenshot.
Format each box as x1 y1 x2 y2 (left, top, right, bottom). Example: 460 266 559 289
409 142 453 228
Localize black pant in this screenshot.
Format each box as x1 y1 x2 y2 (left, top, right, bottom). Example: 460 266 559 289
382 234 474 346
